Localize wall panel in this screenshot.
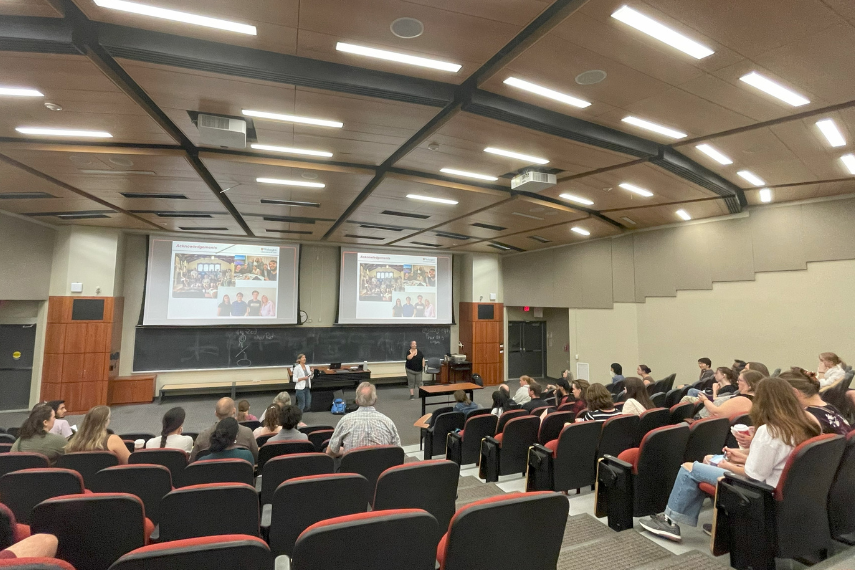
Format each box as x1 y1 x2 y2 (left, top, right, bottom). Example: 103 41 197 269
670 224 712 291
801 199 855 262
750 206 806 272
633 229 677 300
703 218 755 282
611 235 636 303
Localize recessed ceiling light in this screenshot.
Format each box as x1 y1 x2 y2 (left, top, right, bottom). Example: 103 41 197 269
611 6 714 59
0 87 43 97
512 212 544 220
571 227 590 236
619 182 654 197
816 119 846 148
676 209 692 221
739 72 809 107
622 116 687 139
621 216 637 225
503 77 591 108
841 154 855 175
440 168 498 182
406 194 458 205
695 144 733 165
44 102 62 111
242 109 342 129
93 0 256 34
483 147 548 164
250 144 333 158
79 169 155 175
16 127 112 138
335 42 461 72
737 170 765 186
759 188 772 203
559 193 594 206
256 177 325 188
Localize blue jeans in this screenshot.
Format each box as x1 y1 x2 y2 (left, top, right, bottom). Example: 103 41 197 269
687 388 702 398
664 462 725 527
296 388 312 412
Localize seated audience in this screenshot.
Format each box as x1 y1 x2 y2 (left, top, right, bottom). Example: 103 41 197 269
253 404 283 438
258 391 291 423
568 379 590 417
621 377 655 415
611 363 625 384
745 361 770 377
197 418 254 464
513 375 533 405
697 358 715 388
269 405 309 441
190 397 259 462
490 390 518 416
65 406 130 464
637 365 654 386
146 407 193 452
817 352 847 388
732 359 747 376
0 507 58 560
696 369 763 419
684 366 737 402
545 377 572 405
639 377 821 542
326 382 400 458
780 369 851 435
46 400 73 438
522 382 549 412
453 390 480 415
236 400 257 422
580 383 621 421
10 403 67 464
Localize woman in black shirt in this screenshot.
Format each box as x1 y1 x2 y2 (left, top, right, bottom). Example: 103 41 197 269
780 369 852 435
217 294 231 316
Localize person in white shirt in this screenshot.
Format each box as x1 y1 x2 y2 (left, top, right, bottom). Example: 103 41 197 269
817 351 846 388
145 407 194 453
293 353 313 413
639 377 822 542
514 375 534 405
46 400 73 438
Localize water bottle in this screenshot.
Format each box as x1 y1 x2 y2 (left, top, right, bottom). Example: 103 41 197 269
363 360 369 372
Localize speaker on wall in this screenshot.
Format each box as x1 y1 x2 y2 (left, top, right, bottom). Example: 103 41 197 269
71 298 105 321
477 304 495 320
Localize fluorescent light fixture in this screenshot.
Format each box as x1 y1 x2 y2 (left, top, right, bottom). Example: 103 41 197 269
440 168 498 182
335 42 461 72
571 227 590 236
406 194 458 205
611 6 714 59
676 209 692 221
737 170 765 186
622 116 687 139
16 127 112 138
816 119 846 148
841 154 855 175
619 182 654 197
621 216 637 225
739 72 809 107
512 212 543 220
484 147 549 164
250 144 333 158
559 193 594 206
695 143 733 165
256 177 325 188
759 188 772 203
79 169 155 175
242 110 343 129
0 87 43 97
93 0 256 34
503 77 591 108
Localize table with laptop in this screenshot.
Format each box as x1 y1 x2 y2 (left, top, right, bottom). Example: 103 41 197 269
289 362 370 412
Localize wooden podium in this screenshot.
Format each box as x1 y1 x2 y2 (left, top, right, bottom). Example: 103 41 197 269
458 302 503 386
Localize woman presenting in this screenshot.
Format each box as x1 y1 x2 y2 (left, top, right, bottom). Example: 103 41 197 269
293 353 313 413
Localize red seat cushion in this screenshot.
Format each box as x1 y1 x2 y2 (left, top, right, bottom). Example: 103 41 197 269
436 532 449 568
493 433 503 446
144 518 155 545
458 430 464 438
699 482 716 497
544 439 558 458
617 447 640 474
13 524 30 542
125 534 268 555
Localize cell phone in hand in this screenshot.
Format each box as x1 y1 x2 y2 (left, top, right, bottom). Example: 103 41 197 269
709 454 725 466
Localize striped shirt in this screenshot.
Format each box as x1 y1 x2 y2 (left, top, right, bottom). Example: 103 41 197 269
583 409 623 422
328 406 401 454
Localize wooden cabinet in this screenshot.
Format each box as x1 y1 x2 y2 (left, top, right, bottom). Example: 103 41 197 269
107 375 156 406
458 302 504 386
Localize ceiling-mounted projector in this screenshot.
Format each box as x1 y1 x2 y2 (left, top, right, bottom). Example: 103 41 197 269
197 114 247 149
511 170 556 192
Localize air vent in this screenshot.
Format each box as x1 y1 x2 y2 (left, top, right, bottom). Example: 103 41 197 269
260 199 320 208
512 212 543 220
179 226 228 231
80 169 156 175
359 224 404 232
155 213 213 218
0 192 55 199
57 213 111 220
472 222 506 231
262 216 317 224
199 114 231 130
345 234 385 240
266 229 313 235
28 210 112 217
488 241 524 252
381 210 430 220
528 235 551 243
121 192 187 199
434 231 470 240
410 242 441 248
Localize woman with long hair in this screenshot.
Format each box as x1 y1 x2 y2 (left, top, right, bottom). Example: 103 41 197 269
779 370 851 435
621 377 656 415
640 377 821 542
817 352 846 388
568 379 590 418
236 400 257 422
453 390 479 415
253 404 283 438
197 418 254 464
146 407 193 452
580 383 620 421
65 406 130 464
696 369 763 419
10 403 67 463
292 353 313 413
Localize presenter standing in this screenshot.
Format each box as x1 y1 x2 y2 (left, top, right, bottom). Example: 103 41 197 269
405 341 425 401
293 354 313 412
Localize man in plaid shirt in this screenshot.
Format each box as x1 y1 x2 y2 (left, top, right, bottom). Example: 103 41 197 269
326 382 401 457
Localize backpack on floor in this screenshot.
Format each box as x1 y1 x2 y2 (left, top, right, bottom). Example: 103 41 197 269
331 398 346 415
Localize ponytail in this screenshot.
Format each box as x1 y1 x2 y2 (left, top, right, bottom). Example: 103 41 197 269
159 407 186 448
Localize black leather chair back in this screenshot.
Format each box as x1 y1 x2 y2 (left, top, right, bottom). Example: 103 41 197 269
0 433 16 443
554 421 603 492
0 443 11 453
0 468 84 524
633 424 690 516
428 407 453 427
258 440 316 470
56 451 119 489
92 464 172 525
339 446 405 503
299 425 335 435
183 458 254 486
649 392 666 407
830 430 855 544
159 483 259 542
597 415 639 459
458 414 498 466
538 411 572 445
683 417 730 463
664 388 684 409
0 451 48 478
260 453 334 505
129 448 188 487
108 535 271 570
118 433 156 442
308 429 334 452
636 408 669 445
239 420 262 431
465 408 491 419
495 409 527 434
668 401 695 424
498 416 540 476
424 411 464 459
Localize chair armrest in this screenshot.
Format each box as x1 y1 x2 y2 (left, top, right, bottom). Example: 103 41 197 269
722 471 776 494
447 431 462 443
484 436 499 446
601 454 633 470
274 554 291 570
531 443 549 455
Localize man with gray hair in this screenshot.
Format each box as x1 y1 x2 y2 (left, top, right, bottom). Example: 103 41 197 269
326 382 400 458
190 397 259 462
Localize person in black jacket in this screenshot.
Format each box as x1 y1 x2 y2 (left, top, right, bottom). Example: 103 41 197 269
522 382 549 412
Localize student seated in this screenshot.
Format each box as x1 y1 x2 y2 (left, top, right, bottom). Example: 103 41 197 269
236 400 257 422
10 403 67 464
269 405 309 442
816 352 846 389
197 418 255 464
146 407 193 453
610 363 625 385
490 390 517 416
620 377 655 415
46 400 73 438
453 390 480 415
544 377 571 405
695 369 763 419
0 507 58 560
579 383 621 421
780 369 851 435
253 404 283 439
513 376 533 405
566 379 590 417
522 382 549 412
65 406 131 464
639 378 821 542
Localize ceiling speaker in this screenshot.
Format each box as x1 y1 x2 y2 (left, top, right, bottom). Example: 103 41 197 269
575 70 607 85
390 18 424 39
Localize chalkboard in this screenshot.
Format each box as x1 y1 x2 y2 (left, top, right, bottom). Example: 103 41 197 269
133 325 451 372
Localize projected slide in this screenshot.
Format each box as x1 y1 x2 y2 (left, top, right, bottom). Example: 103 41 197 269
339 250 452 325
144 238 299 326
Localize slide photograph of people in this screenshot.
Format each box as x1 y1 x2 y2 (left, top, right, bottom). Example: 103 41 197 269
355 252 438 320
216 287 277 318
